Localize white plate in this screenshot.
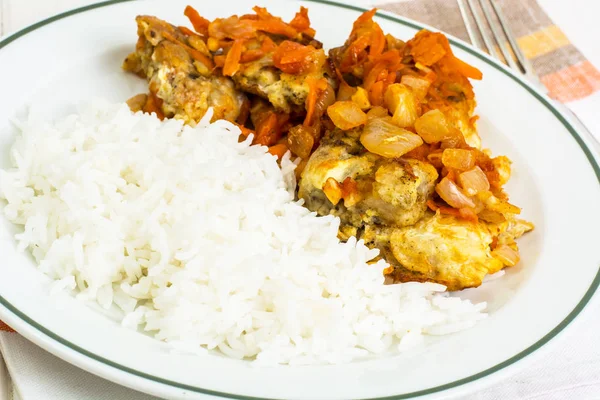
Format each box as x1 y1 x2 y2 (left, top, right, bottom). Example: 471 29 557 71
0 1 599 399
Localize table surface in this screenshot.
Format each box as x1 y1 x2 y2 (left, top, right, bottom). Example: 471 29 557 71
0 1 599 400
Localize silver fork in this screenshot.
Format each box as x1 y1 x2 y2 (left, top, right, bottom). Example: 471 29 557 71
457 0 600 152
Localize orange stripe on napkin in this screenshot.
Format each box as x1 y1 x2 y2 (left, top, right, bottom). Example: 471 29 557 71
517 25 570 59
0 321 15 333
541 61 600 103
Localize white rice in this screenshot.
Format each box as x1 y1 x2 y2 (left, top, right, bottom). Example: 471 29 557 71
0 101 486 365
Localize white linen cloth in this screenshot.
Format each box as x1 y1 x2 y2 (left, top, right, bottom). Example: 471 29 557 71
0 0 599 399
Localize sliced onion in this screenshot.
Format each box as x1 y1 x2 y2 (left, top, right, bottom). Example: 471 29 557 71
492 244 520 267
427 150 444 168
360 117 423 158
287 124 315 159
366 106 389 120
478 209 506 224
414 109 453 143
400 75 431 101
327 101 368 130
442 148 475 171
322 177 342 205
314 84 336 119
336 81 356 101
351 87 371 110
384 83 420 128
458 166 490 196
436 177 475 209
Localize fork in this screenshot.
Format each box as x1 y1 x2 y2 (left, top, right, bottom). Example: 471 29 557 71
456 0 600 153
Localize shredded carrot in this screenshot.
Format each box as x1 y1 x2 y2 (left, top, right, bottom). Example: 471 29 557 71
369 80 385 106
363 50 401 90
427 200 463 218
252 6 298 38
184 5 210 36
459 207 479 222
254 112 279 146
223 39 244 76
214 55 226 68
353 8 377 30
289 6 316 37
260 35 277 52
304 77 328 126
369 23 386 57
234 122 254 138
268 143 289 159
209 16 256 40
272 41 324 75
178 26 199 37
240 49 264 63
449 56 483 80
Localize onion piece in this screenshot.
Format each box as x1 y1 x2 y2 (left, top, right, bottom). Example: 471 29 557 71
436 177 475 209
351 87 371 110
458 166 490 196
400 75 431 101
414 109 454 143
492 244 520 267
478 209 506 224
322 177 343 205
442 148 475 171
384 83 420 128
327 101 368 130
287 124 315 159
366 106 389 120
360 117 423 158
337 81 357 101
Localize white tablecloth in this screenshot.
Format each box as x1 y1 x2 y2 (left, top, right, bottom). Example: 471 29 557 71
0 0 599 399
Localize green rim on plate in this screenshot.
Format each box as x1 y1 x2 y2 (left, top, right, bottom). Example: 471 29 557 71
0 0 599 399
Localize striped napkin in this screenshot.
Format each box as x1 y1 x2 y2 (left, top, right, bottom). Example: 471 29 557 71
1 0 599 399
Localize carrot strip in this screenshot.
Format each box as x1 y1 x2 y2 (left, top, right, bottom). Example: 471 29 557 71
304 78 327 126
255 112 280 146
252 6 298 38
214 55 226 67
223 39 244 76
289 6 316 37
268 143 289 159
240 49 264 63
184 5 210 36
450 56 483 80
261 36 277 52
234 123 254 138
178 26 198 37
369 80 385 106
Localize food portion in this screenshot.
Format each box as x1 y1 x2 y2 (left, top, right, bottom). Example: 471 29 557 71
122 6 533 291
123 15 247 123
0 102 486 364
0 5 536 365
124 6 337 152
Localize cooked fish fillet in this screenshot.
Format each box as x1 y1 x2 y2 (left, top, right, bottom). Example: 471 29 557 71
298 125 533 290
123 16 247 123
298 127 438 230
233 59 336 114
